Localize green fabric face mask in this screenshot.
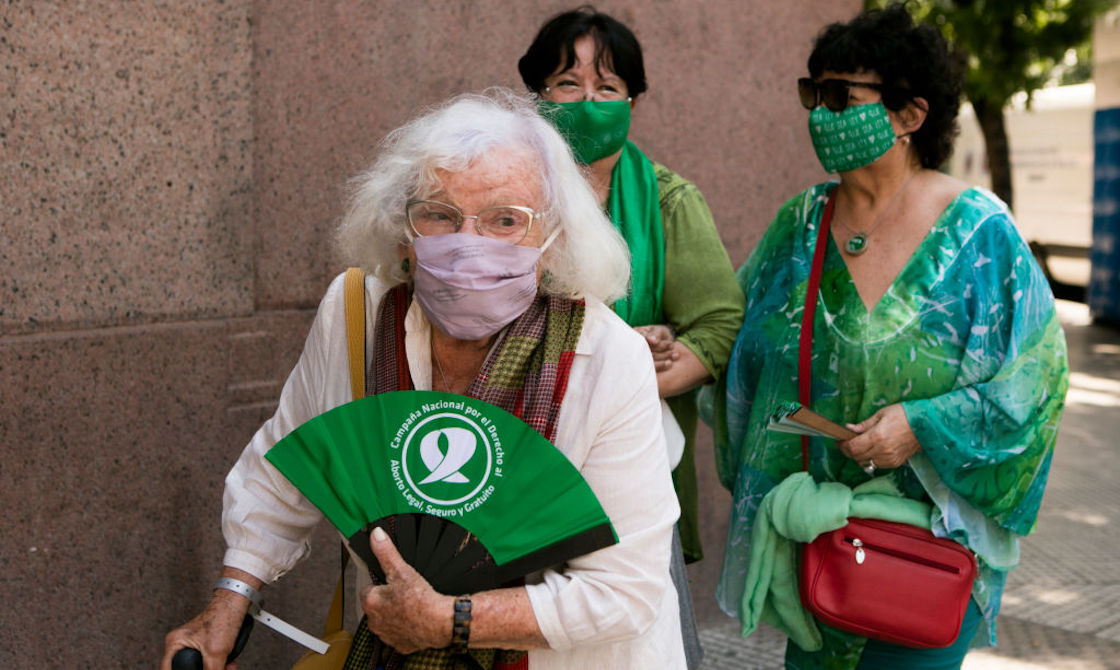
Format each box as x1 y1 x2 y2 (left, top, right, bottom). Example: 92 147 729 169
809 102 896 173
538 100 631 164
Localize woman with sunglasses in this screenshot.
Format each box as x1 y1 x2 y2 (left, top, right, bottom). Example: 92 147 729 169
710 5 1067 669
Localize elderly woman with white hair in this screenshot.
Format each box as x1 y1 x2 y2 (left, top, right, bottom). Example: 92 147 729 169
161 89 686 670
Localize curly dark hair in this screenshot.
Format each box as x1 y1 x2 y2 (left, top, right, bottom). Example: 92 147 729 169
518 6 647 99
807 3 963 169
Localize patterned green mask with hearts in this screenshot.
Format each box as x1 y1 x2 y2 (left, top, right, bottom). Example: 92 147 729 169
809 102 896 173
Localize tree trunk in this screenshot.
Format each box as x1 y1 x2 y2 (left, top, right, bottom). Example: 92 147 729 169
970 96 1014 210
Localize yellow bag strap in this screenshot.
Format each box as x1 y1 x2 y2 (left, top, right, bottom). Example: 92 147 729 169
324 546 349 636
344 267 366 402
326 267 364 637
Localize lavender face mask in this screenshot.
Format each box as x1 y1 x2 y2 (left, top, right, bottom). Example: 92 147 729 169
412 232 557 340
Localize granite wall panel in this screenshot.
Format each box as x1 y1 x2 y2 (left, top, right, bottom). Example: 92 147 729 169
635 1 855 266
0 311 321 667
0 1 254 335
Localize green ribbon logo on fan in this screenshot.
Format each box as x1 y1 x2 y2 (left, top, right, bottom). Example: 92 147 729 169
393 400 504 510
418 428 476 484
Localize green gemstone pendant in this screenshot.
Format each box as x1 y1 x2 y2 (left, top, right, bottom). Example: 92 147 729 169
845 233 868 255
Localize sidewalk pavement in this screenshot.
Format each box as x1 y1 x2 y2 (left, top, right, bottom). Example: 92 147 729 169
696 300 1120 670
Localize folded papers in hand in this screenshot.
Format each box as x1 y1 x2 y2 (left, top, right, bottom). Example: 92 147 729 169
767 402 857 440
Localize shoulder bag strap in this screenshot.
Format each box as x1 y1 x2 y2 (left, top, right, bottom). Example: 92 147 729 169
326 267 365 635
323 546 348 637
799 191 837 471
344 267 366 402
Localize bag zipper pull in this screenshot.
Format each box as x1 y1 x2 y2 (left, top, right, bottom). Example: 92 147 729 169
851 537 866 564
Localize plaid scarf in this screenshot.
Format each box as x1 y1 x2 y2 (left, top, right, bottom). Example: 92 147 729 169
344 284 585 670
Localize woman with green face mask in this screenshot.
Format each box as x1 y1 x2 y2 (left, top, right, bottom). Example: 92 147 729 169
520 9 746 670
707 5 1068 670
519 9 745 563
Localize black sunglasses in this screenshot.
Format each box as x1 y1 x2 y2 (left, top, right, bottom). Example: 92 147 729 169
798 77 887 112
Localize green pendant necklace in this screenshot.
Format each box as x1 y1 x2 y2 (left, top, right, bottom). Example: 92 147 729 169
834 170 920 256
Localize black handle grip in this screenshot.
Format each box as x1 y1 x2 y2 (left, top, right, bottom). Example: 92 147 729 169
170 614 253 670
170 648 203 670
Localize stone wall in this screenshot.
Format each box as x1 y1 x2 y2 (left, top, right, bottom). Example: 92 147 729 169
0 1 855 666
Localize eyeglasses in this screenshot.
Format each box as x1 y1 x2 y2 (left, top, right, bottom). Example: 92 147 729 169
798 77 887 112
543 83 630 103
406 200 538 244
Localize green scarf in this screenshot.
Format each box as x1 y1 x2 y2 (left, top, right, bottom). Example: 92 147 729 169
738 472 932 652
607 141 664 326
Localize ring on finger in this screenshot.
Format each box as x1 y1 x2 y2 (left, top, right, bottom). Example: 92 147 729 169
862 459 876 476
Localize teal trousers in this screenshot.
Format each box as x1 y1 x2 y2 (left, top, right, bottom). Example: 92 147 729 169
855 600 984 670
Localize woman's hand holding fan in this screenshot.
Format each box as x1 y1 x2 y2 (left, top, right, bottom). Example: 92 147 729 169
361 526 454 654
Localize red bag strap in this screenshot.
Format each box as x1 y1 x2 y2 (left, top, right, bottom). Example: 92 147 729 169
799 190 837 471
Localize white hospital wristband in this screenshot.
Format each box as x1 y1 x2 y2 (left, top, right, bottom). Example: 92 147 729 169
214 576 263 608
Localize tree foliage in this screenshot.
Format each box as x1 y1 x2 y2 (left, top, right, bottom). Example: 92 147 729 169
864 0 1115 207
912 0 1113 106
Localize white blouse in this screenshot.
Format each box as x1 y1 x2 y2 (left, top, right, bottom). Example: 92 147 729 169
222 272 685 669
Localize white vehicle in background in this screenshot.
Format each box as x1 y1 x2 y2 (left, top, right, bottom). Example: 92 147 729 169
948 82 1094 299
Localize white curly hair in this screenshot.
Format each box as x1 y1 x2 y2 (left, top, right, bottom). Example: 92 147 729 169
334 88 631 304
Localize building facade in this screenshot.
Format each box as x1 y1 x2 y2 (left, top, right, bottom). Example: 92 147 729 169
0 2 855 666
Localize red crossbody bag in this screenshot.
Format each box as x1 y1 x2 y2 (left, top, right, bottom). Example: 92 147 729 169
796 191 977 649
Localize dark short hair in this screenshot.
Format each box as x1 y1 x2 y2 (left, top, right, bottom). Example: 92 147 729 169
518 6 647 99
807 3 963 169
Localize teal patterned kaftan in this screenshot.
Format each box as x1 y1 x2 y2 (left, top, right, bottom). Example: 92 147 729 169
711 182 1068 667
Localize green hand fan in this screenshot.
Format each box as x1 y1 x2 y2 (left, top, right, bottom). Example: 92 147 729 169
265 390 617 595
